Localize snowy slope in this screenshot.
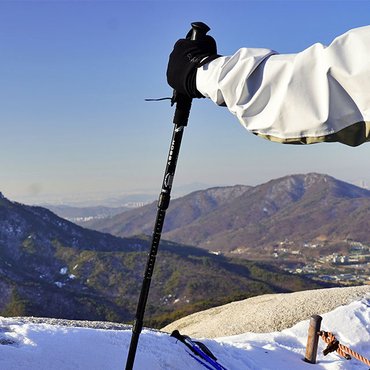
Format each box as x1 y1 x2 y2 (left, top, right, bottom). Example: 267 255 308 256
0 297 369 369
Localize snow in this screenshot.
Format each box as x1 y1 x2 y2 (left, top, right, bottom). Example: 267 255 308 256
60 267 68 275
0 298 369 370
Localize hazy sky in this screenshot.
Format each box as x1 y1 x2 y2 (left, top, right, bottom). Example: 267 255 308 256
1 0 370 204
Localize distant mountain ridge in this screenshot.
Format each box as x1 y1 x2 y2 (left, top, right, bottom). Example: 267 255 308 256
0 191 326 326
85 173 370 254
84 184 251 237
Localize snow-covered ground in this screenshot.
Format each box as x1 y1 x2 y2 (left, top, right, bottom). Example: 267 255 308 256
0 297 369 369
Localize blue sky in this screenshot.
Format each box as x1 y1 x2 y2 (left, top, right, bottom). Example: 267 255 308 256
1 0 370 204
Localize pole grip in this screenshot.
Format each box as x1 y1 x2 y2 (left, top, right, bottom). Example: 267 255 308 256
172 22 211 126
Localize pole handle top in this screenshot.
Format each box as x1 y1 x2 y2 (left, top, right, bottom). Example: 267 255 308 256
189 22 210 40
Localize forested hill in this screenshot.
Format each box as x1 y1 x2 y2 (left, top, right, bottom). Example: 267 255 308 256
0 192 329 327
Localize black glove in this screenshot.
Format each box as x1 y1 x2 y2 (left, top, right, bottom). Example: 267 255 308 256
166 35 219 98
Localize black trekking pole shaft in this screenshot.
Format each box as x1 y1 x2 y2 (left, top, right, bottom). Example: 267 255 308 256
125 22 210 370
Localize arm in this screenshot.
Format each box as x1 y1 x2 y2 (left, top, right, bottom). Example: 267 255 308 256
196 26 370 146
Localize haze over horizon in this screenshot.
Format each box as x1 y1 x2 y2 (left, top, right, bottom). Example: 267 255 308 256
1 1 369 205
2 171 368 207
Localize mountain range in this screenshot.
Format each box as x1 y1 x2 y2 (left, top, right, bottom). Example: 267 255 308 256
84 173 370 259
0 191 326 327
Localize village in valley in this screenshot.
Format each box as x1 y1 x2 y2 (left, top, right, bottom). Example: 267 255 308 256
269 239 369 285
227 238 370 286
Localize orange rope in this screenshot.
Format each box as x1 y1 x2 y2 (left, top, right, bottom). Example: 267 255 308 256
319 331 370 367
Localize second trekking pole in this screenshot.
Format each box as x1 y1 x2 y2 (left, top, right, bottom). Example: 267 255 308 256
125 21 211 370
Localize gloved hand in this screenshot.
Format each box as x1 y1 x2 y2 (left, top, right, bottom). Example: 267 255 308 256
167 35 219 98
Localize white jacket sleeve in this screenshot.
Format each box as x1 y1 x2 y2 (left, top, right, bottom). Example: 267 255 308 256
196 26 370 146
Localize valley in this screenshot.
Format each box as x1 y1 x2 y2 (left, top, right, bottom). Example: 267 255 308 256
80 173 370 287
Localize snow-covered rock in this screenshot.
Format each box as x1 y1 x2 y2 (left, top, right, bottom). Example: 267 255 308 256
162 285 370 338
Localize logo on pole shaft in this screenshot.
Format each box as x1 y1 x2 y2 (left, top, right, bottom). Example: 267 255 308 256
168 139 177 165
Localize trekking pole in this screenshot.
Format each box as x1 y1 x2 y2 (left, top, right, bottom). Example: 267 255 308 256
125 21 211 370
